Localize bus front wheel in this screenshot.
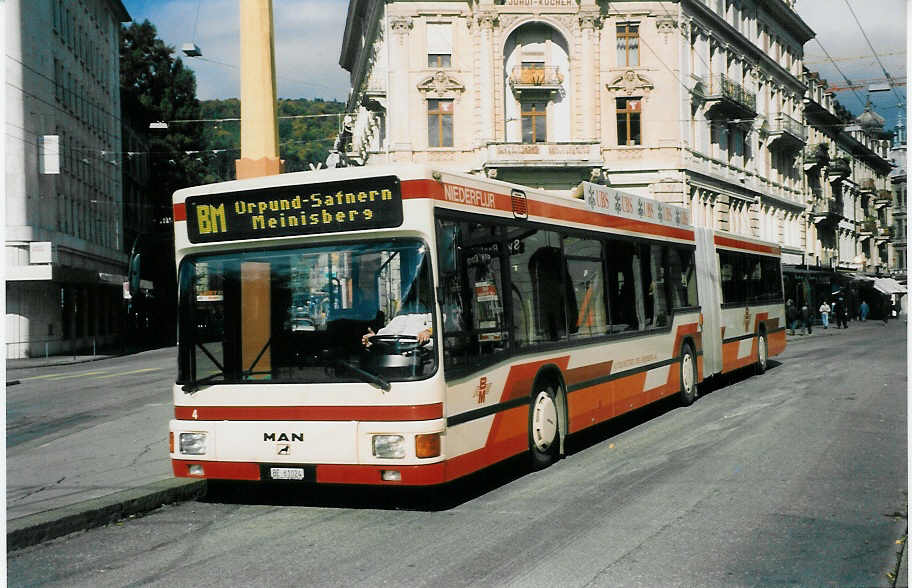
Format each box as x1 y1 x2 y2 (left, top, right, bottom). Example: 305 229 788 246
678 344 697 406
529 385 559 469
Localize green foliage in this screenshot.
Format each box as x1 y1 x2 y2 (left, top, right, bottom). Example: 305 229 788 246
121 20 204 222
198 98 345 183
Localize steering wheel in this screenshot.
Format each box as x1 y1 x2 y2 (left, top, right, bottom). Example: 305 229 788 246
367 334 428 354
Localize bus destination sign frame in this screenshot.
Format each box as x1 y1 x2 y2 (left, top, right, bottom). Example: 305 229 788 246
185 175 403 243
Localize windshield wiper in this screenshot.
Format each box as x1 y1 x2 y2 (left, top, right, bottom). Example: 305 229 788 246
334 360 391 392
181 371 225 393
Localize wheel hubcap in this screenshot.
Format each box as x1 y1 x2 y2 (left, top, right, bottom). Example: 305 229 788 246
532 392 557 452
682 352 694 397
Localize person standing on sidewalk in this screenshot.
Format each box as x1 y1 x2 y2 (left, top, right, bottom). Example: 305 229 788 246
800 303 813 335
860 300 870 321
818 300 831 329
786 299 799 335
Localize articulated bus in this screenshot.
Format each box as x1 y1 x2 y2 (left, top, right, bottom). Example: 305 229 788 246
169 165 785 485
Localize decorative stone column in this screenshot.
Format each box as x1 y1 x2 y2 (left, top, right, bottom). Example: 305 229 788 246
477 13 497 146
579 12 600 141
388 16 413 153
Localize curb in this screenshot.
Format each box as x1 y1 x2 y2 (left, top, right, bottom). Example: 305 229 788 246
7 478 206 551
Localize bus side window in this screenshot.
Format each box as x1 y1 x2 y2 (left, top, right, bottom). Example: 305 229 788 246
606 239 639 332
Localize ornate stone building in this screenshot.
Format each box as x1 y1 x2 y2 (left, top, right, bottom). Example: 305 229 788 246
338 0 901 299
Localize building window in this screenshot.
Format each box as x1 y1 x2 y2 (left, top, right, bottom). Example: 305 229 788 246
427 99 453 147
616 97 641 146
521 102 547 144
617 23 639 67
427 23 452 67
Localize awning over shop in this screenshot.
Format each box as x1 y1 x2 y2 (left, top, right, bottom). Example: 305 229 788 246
874 277 907 295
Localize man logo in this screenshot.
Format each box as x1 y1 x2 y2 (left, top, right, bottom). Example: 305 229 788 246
276 444 290 456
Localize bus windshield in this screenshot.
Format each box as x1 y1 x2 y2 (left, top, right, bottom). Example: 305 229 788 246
177 238 436 387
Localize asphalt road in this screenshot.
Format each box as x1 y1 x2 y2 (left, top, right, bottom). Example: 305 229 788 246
7 322 907 587
6 347 177 520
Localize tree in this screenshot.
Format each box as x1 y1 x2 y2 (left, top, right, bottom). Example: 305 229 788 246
120 20 204 224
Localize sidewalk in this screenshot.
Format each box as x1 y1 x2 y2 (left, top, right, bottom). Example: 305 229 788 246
7 347 205 551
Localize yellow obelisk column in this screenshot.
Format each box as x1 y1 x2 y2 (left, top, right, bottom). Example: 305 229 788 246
235 0 283 179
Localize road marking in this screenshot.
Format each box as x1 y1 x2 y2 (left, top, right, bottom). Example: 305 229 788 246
94 367 162 379
20 370 111 381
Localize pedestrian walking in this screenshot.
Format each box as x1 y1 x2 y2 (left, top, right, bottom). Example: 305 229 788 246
859 300 870 321
786 299 799 335
836 297 849 328
800 303 812 335
818 300 831 329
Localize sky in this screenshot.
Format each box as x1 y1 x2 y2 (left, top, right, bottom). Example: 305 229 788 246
120 0 907 130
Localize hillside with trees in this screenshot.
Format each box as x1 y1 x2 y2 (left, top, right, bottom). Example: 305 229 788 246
199 98 346 183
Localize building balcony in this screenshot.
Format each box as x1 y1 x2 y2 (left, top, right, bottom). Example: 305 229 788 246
875 189 893 208
803 144 830 171
826 156 851 180
508 65 564 98
810 198 842 227
859 177 876 193
481 141 602 169
858 217 877 236
695 74 757 120
767 113 807 151
875 226 894 243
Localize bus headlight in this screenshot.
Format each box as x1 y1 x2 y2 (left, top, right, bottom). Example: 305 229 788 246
179 432 208 455
372 435 406 458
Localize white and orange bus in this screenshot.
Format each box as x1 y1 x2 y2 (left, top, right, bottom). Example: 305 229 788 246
169 165 785 485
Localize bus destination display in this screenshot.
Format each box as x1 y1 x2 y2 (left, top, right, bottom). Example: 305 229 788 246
185 176 403 243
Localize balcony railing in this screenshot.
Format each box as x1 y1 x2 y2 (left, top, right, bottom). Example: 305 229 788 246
767 113 807 150
509 66 563 96
696 74 757 119
875 189 893 207
803 144 830 169
827 157 851 179
810 198 842 226
859 178 876 192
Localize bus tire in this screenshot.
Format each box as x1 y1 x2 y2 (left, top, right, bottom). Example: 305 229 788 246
756 331 768 375
678 343 697 406
529 384 560 469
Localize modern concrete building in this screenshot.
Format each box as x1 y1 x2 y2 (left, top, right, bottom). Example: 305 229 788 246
6 0 131 358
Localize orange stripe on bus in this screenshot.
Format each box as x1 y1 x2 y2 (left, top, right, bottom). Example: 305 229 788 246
174 403 444 421
399 179 695 241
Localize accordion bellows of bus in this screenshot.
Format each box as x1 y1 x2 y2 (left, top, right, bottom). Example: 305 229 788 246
169 165 785 486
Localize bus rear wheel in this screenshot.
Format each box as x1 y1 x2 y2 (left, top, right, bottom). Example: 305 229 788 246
678 343 697 406
529 385 559 469
756 332 768 375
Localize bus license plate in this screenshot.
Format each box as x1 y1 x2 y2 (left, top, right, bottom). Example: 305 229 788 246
270 467 305 481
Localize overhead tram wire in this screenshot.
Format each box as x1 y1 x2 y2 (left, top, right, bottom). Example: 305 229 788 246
812 37 867 110
842 0 905 107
